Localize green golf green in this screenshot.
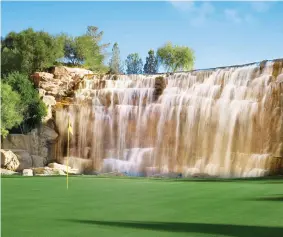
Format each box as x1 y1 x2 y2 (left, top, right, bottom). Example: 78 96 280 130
1 176 283 237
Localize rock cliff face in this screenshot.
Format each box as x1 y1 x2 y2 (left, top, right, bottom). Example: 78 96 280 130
1 126 58 170
1 66 93 174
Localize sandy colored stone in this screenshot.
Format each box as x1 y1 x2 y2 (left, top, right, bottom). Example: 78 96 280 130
1 149 20 171
23 169 33 176
0 168 19 175
32 167 65 176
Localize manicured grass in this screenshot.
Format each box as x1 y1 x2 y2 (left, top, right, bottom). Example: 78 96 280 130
1 176 283 237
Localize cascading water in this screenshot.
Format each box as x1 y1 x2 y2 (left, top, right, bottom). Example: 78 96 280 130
55 61 283 177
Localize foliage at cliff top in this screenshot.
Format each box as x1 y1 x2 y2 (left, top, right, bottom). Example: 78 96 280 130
1 28 65 75
2 72 47 134
63 26 109 73
157 42 195 72
0 82 23 138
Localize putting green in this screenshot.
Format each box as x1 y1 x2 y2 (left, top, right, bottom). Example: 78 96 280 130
1 176 283 237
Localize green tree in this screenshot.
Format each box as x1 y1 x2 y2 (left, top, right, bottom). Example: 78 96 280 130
109 42 123 74
125 53 143 75
3 72 47 133
157 42 195 72
1 28 65 75
0 82 23 138
64 26 109 73
144 49 158 74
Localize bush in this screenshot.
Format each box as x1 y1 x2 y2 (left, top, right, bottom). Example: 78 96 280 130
3 72 47 133
0 82 23 137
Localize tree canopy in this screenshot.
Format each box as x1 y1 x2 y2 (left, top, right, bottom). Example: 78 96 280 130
125 53 143 75
63 26 109 73
144 49 158 74
157 42 195 72
0 82 24 138
1 28 65 75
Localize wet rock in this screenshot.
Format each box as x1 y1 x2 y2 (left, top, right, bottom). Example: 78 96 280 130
42 95 56 121
154 76 166 101
62 157 92 173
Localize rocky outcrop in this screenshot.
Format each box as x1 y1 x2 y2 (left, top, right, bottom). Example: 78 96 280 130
1 149 20 171
31 66 94 122
2 125 58 167
31 66 94 98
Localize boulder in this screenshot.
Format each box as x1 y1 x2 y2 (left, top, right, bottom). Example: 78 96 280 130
48 162 79 175
50 66 69 78
23 169 33 176
64 67 93 78
1 149 20 171
0 168 19 176
42 95 56 121
33 167 65 176
12 150 32 171
38 88 46 98
40 125 58 141
42 95 56 107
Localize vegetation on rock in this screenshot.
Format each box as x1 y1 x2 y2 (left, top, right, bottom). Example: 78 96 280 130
2 72 47 134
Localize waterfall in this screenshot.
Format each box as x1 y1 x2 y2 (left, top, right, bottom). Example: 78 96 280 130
55 61 283 177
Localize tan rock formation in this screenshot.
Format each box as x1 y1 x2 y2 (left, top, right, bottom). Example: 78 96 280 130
0 149 20 171
2 125 58 166
48 162 79 174
32 167 65 176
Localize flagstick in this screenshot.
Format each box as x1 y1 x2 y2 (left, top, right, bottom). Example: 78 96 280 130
67 115 70 190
